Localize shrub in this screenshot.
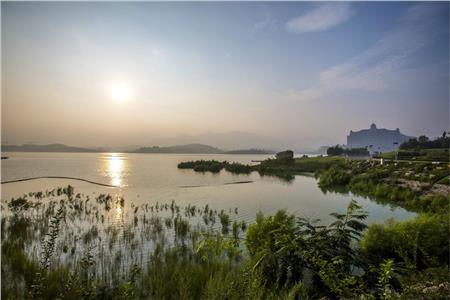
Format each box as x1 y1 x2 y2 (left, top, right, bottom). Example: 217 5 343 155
361 214 449 269
318 166 352 187
275 150 295 164
224 162 252 174
327 145 344 156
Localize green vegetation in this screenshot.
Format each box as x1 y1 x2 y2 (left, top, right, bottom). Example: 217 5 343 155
327 145 369 156
327 145 344 156
258 155 346 176
377 133 450 162
224 162 252 174
177 160 251 174
178 152 349 181
361 214 449 269
399 132 449 150
274 150 294 163
378 148 449 162
178 153 448 213
2 188 448 299
178 150 296 177
318 165 351 187
317 159 449 213
174 154 449 298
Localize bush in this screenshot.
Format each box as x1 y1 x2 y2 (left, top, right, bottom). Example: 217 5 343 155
224 162 252 174
178 160 253 174
327 145 344 156
318 166 352 187
361 214 450 269
275 150 294 164
399 267 450 299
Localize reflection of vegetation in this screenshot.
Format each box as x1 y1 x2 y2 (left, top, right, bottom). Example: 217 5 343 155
177 158 293 181
178 154 349 183
3 190 448 299
178 154 449 213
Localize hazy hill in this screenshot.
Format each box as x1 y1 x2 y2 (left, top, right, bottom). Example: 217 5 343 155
132 143 223 154
223 149 275 154
2 143 275 154
133 144 275 154
2 143 98 152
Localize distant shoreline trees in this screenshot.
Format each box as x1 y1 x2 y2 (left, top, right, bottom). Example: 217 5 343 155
400 132 449 150
327 145 368 156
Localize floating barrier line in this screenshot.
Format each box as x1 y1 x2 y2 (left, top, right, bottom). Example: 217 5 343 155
1 176 118 188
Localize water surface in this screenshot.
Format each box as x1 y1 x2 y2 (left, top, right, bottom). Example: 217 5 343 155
2 152 414 224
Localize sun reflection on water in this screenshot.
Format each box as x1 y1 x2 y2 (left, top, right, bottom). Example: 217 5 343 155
106 153 125 187
115 205 124 224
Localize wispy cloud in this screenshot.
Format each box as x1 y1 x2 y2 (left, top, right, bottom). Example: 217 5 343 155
288 3 445 101
286 3 353 33
250 12 278 32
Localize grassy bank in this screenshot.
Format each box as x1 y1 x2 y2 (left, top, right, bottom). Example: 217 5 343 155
178 156 346 181
377 148 449 162
316 159 449 213
177 155 449 213
2 187 448 299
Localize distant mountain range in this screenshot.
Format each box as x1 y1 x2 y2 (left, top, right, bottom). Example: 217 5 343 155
2 143 275 154
222 149 275 155
133 143 222 154
132 144 275 154
2 143 98 153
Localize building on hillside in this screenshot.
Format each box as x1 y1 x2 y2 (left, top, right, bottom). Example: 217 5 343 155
346 123 414 154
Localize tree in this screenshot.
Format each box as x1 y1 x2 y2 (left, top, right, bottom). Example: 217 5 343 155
400 134 449 149
418 135 429 144
400 138 419 150
275 150 294 164
327 145 344 156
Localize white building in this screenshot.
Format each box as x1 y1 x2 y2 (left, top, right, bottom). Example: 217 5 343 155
347 124 414 154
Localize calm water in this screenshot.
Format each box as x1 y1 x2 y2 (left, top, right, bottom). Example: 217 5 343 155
1 152 414 224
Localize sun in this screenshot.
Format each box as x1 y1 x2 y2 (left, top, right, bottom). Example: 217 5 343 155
110 83 130 103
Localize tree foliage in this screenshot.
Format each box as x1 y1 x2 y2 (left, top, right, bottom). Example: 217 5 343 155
400 132 449 150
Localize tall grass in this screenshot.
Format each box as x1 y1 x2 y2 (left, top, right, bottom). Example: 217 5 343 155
2 186 448 299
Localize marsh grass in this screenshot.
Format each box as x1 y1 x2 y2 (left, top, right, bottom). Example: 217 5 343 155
1 185 248 299
2 185 448 299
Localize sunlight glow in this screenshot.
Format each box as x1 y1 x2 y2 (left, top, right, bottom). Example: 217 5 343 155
110 83 130 103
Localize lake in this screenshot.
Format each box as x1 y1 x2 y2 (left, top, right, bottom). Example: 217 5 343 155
1 152 414 225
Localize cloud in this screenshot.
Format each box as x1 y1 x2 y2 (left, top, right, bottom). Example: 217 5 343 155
288 3 446 101
286 3 353 33
251 12 278 32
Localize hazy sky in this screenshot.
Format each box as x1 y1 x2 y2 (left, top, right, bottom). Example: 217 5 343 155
2 2 449 150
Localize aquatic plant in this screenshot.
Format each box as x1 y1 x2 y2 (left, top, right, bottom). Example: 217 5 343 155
1 186 448 299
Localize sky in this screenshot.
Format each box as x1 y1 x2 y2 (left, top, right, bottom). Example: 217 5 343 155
2 2 449 151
